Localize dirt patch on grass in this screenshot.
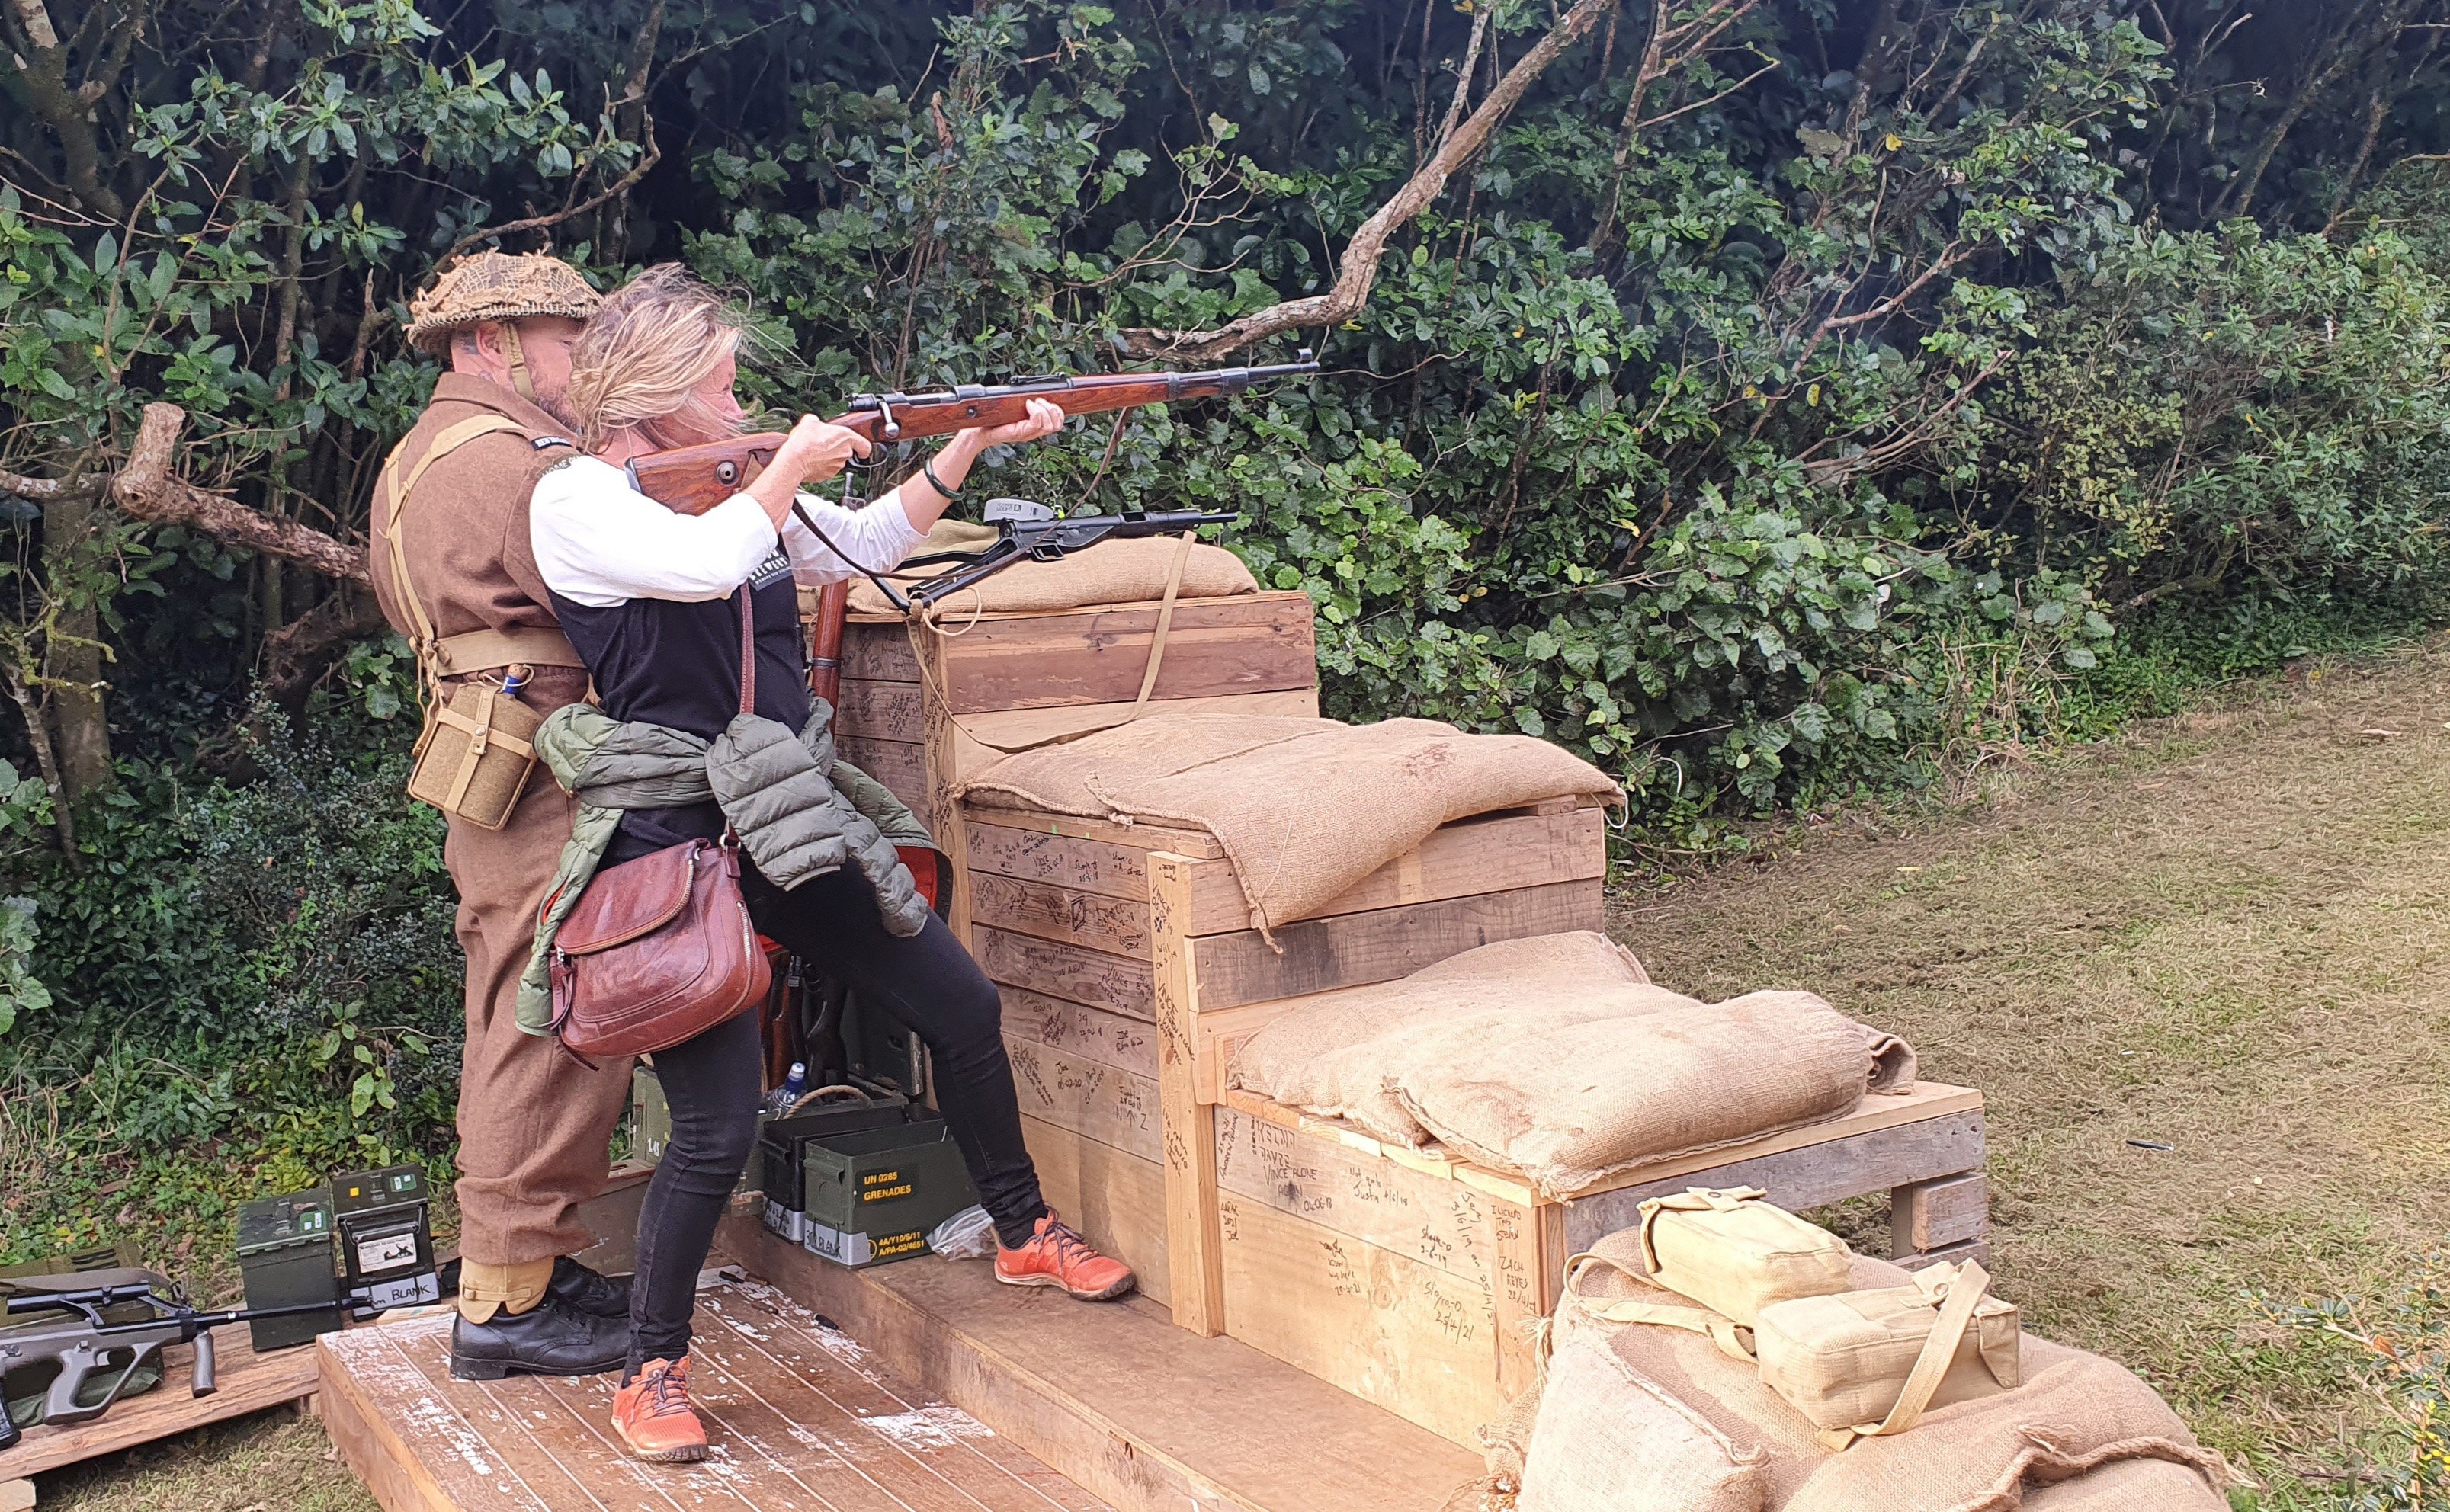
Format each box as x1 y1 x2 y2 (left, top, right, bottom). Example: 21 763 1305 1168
1613 639 2450 1504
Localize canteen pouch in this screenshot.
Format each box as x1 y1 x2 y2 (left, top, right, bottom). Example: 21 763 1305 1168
1639 1187 1855 1327
1751 1260 2021 1447
406 681 542 831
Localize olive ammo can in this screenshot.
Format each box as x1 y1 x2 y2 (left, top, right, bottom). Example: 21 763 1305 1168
756 1091 914 1244
331 1165 440 1312
799 1120 974 1268
235 1187 342 1351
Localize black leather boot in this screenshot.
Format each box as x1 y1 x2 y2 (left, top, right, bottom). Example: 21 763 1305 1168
450 1293 630 1380
548 1255 633 1318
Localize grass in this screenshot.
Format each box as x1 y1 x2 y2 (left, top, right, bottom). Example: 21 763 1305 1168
1615 636 2450 1508
31 1405 372 1511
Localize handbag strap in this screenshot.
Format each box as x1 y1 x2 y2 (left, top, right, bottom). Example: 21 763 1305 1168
737 581 757 717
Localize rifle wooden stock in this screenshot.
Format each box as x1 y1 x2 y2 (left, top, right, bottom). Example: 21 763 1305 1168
627 363 1311 515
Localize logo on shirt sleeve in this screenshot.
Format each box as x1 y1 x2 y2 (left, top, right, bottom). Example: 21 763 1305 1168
748 548 794 589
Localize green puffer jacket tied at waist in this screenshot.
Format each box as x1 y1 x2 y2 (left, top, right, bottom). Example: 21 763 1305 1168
516 697 935 1035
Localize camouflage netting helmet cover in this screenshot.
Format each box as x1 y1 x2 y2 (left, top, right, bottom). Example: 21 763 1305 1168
404 251 601 355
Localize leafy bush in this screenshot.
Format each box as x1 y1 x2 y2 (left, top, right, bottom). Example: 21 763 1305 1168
2253 1260 2450 1510
1 697 459 1161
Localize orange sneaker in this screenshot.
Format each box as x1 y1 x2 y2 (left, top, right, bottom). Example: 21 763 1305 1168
994 1214 1137 1301
611 1357 709 1462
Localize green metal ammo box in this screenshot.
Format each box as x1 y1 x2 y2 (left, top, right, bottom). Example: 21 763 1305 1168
757 1091 914 1243
235 1187 342 1351
630 1063 671 1164
799 1119 974 1267
330 1165 439 1312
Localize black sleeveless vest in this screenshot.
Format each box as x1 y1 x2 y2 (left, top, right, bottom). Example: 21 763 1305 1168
552 543 809 864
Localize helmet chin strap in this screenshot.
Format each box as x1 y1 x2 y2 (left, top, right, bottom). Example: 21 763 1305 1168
495 320 536 401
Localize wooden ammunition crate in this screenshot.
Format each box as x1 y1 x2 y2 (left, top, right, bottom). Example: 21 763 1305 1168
1208 1079 1988 1446
967 796 1610 1335
827 589 1321 943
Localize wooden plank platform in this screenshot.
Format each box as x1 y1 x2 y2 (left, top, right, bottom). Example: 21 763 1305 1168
720 1218 1484 1512
0 1320 321 1482
318 1279 1112 1512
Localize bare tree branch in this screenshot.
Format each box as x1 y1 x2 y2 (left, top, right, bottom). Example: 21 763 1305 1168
1118 0 1615 360
111 404 368 582
0 468 96 500
445 113 662 261
263 589 386 702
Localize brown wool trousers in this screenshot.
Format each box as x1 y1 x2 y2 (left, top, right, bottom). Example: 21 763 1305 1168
446 775 635 1265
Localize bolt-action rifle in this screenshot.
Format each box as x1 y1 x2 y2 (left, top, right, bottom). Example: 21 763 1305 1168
625 351 1316 703
0 1280 356 1449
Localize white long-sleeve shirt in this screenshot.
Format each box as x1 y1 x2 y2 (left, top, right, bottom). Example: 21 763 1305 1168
530 454 924 608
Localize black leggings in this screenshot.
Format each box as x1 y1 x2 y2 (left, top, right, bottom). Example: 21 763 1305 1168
627 863 1048 1373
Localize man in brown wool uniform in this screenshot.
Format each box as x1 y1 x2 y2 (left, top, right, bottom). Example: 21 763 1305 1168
373 252 633 1379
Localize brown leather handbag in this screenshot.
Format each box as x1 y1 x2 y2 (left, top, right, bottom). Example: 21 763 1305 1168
547 585 772 1057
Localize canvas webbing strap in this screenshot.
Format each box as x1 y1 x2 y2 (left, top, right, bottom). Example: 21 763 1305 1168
909 529 1198 761
497 321 536 400
430 685 539 812
430 626 586 673
373 415 582 687
1562 1251 1759 1363
1818 1260 1994 1453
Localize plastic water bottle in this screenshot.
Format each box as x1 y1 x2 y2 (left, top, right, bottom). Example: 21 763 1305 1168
764 1062 807 1117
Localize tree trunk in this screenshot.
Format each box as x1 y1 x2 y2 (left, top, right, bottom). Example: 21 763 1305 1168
40 487 113 797
3 659 79 865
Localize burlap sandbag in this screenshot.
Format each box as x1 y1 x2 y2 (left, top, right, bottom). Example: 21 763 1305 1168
1228 932 1662 1147
845 517 1257 617
960 710 1622 935
1397 989 1916 1194
2019 1458 2232 1511
1517 1320 1768 1512
1483 1239 2230 1512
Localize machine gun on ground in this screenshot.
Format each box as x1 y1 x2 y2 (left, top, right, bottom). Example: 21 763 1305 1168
0 1277 348 1450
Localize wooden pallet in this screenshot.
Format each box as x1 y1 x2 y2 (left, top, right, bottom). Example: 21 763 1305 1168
0 1321 322 1501
1207 1081 1989 1444
317 1277 1111 1512
719 1217 1483 1512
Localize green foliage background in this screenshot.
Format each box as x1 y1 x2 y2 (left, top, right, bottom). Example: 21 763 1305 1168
2 0 2448 1486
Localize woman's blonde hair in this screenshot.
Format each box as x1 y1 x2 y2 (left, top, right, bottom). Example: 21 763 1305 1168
564 264 744 450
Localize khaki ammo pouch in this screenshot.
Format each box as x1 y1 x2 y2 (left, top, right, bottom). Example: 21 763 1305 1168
1637 1186 1855 1326
1753 1259 2020 1450
1563 1241 2020 1455
374 414 585 830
